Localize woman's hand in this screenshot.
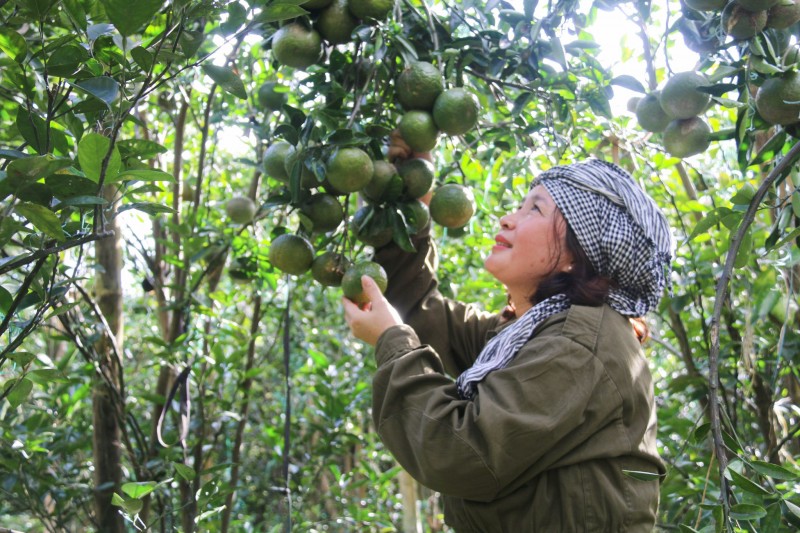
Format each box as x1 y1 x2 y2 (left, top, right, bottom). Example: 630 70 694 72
343 275 404 346
388 129 433 164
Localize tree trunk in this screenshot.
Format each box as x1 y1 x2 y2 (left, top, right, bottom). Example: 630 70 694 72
399 470 420 533
93 184 125 533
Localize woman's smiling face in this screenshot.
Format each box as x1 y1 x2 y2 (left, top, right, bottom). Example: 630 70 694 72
484 184 573 311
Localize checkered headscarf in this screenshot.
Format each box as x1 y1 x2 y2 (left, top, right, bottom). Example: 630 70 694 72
534 159 673 317
456 159 673 400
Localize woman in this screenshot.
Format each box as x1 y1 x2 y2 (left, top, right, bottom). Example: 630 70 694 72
343 157 672 532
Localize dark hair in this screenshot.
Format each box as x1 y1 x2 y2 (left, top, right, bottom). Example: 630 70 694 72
532 220 614 307
529 215 650 343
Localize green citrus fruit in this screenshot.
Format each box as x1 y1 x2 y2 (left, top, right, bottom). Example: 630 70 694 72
348 0 394 20
429 183 475 228
399 111 439 153
362 160 400 202
432 88 480 135
396 61 444 111
325 147 374 193
755 71 800 126
401 199 430 234
269 233 315 275
684 0 726 10
737 0 778 11
397 158 435 199
301 0 333 10
271 23 323 70
264 141 292 182
662 117 711 158
352 205 393 248
721 3 767 40
316 0 359 45
659 72 712 119
300 193 344 233
311 251 352 286
257 81 288 111
767 0 800 29
341 261 388 304
284 145 320 189
225 196 257 224
635 92 672 132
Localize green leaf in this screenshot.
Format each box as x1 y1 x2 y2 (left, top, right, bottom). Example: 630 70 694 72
46 174 98 198
688 209 722 241
117 202 175 215
793 192 800 218
72 77 120 108
117 139 168 159
130 46 154 71
0 286 13 314
0 29 28 63
679 525 700 533
622 470 662 482
173 462 196 481
111 493 144 514
729 503 767 520
99 0 164 36
47 44 89 77
109 169 174 183
5 378 33 407
14 202 66 241
391 209 415 253
727 467 771 496
28 368 69 384
784 500 800 519
610 75 646 94
56 195 108 208
201 64 247 100
8 352 36 366
16 109 49 155
78 133 122 183
750 460 799 480
18 0 54 20
734 229 752 269
730 183 756 205
121 481 158 499
260 3 309 23
6 155 73 186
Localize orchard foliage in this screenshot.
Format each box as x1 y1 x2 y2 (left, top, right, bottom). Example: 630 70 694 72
1 0 800 531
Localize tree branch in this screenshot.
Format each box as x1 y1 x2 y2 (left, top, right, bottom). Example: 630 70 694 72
707 139 800 520
0 231 114 276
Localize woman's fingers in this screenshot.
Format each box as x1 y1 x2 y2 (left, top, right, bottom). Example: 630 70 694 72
341 276 404 346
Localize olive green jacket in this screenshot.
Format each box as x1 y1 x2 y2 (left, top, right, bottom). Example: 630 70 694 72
372 232 664 532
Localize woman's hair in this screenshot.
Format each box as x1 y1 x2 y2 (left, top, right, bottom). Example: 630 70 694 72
532 218 613 306
529 213 649 343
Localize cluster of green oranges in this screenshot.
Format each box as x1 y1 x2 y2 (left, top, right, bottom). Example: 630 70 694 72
685 0 800 40
395 61 481 152
633 71 714 159
223 1 480 303
270 0 394 71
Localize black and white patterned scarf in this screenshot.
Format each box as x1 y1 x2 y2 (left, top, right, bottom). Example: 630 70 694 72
456 159 672 400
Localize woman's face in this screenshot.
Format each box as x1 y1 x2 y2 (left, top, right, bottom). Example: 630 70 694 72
484 185 573 303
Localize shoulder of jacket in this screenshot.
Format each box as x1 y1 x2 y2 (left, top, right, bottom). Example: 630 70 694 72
541 304 629 353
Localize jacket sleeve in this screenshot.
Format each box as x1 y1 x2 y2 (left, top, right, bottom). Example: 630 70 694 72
372 322 620 502
373 227 500 376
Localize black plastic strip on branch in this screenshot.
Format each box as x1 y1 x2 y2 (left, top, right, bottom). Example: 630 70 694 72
282 284 293 533
708 139 800 523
